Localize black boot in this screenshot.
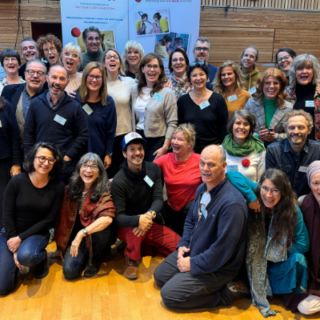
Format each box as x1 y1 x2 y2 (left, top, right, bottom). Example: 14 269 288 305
84 258 101 277
33 250 49 279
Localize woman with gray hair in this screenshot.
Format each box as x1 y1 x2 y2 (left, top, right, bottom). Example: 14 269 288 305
221 109 266 182
61 42 82 94
213 60 251 116
122 40 144 79
51 153 117 279
286 54 320 141
154 123 201 235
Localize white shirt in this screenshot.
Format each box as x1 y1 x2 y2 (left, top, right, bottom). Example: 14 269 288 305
223 148 266 183
134 87 152 130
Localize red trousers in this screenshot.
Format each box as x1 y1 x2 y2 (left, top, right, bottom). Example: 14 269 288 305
118 223 181 261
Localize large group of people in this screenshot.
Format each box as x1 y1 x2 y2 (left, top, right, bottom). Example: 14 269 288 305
1 26 320 317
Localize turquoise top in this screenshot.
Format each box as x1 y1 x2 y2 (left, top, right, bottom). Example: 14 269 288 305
263 97 277 128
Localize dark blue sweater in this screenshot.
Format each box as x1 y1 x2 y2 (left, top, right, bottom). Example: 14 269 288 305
23 91 88 160
0 101 22 164
75 93 117 158
179 178 248 277
206 63 218 90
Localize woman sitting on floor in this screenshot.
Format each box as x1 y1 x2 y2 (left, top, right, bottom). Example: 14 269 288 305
0 142 64 295
51 153 117 279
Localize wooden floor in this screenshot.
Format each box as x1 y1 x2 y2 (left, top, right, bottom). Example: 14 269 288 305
0 242 318 320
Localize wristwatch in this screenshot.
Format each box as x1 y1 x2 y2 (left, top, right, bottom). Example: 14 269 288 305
82 228 88 236
147 210 156 219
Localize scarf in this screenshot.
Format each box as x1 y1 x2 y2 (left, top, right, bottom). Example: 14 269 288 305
222 134 265 157
171 73 192 100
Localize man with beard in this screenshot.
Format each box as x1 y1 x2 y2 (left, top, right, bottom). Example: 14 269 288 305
24 65 88 183
240 46 260 91
19 37 39 80
80 26 104 70
2 59 47 142
266 109 320 196
111 132 181 280
192 37 218 90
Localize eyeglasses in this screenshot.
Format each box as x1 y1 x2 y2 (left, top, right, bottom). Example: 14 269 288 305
144 64 160 71
172 58 185 63
87 74 102 81
195 47 209 52
81 164 99 171
43 47 57 54
190 61 205 67
277 55 291 63
35 156 56 165
26 70 45 77
261 185 280 196
105 55 119 61
64 52 80 59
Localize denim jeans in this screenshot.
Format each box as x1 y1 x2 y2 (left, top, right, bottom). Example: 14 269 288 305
63 223 118 280
0 228 49 295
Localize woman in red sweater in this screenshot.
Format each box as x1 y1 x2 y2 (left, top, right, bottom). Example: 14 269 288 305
154 123 202 235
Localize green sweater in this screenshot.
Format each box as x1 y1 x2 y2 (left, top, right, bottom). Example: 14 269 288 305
80 49 104 70
263 97 277 128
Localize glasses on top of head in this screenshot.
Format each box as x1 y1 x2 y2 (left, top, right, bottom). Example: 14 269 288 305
190 61 205 67
87 74 102 81
81 163 99 171
35 156 56 165
25 70 45 77
261 185 280 196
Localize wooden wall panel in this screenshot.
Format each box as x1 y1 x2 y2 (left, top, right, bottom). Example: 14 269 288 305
0 1 319 73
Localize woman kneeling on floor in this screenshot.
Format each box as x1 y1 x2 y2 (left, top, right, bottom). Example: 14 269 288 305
51 153 117 279
0 142 64 295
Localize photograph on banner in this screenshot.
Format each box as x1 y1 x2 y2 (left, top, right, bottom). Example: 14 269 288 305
135 9 170 36
76 30 115 54
154 33 189 60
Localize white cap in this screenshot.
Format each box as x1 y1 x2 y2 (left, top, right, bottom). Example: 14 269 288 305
122 132 146 150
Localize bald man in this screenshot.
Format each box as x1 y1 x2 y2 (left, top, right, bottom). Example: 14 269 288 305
24 65 88 183
154 145 249 309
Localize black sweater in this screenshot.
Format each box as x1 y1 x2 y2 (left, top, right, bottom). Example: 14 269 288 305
177 93 228 151
0 101 22 164
111 161 163 228
3 172 65 240
23 91 88 160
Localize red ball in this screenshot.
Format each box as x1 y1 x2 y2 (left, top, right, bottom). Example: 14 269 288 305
135 0 141 2
71 27 81 38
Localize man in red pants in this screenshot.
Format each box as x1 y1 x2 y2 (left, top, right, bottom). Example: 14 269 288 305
111 132 181 280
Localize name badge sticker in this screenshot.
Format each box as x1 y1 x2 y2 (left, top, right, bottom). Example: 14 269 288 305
227 165 238 172
199 100 210 110
153 93 163 102
53 114 67 126
249 86 257 95
227 95 238 103
144 175 154 187
299 166 308 173
305 101 315 107
82 104 93 115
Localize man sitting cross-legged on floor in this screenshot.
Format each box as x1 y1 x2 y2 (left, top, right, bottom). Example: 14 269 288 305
154 145 249 309
111 132 181 280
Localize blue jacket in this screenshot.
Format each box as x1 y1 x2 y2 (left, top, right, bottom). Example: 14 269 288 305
266 138 320 196
2 83 46 113
179 178 248 277
75 93 117 158
24 91 88 160
206 63 218 90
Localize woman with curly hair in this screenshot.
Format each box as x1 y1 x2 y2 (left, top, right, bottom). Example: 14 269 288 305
0 142 64 295
122 40 144 79
286 54 320 141
227 169 310 317
244 67 293 145
213 60 251 116
37 34 62 70
132 53 177 161
51 153 117 279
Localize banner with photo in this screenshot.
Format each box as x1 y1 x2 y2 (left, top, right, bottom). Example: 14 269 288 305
129 0 201 74
60 0 129 55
